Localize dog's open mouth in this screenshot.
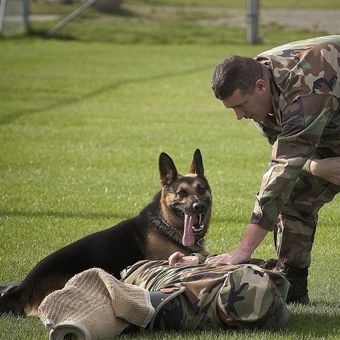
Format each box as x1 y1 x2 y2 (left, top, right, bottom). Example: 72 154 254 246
175 208 205 247
192 214 205 234
183 214 205 247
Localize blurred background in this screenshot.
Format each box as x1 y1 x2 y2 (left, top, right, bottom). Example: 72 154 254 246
1 0 340 44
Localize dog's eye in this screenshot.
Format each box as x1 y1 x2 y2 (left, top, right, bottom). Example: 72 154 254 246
196 185 205 195
177 189 188 199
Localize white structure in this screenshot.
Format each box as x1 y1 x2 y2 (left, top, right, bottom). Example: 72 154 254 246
0 0 29 36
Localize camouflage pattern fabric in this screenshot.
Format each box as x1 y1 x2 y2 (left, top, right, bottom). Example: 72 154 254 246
249 35 340 267
121 259 290 331
275 158 340 268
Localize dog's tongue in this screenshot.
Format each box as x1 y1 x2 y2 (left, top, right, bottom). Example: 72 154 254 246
183 214 195 247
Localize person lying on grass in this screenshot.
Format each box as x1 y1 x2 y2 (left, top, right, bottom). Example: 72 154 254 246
39 253 290 340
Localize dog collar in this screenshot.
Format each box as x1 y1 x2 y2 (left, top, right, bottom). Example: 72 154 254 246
147 211 205 253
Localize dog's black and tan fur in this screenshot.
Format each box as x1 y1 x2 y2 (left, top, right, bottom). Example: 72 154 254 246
0 149 211 316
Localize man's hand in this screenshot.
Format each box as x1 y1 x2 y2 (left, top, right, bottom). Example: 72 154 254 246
310 157 340 185
168 252 200 266
205 248 251 265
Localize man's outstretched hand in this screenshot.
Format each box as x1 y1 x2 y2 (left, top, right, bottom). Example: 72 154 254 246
205 247 251 265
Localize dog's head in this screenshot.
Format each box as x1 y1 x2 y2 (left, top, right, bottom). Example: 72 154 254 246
159 149 212 248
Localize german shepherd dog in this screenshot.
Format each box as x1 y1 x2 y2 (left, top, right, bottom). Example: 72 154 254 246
0 149 211 316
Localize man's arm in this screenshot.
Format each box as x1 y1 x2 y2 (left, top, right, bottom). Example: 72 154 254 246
309 157 340 185
205 157 340 265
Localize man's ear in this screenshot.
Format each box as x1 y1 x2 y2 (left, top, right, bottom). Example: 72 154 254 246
255 78 267 92
159 152 178 186
189 149 204 177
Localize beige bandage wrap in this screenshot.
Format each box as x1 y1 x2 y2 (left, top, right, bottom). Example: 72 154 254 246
38 268 155 340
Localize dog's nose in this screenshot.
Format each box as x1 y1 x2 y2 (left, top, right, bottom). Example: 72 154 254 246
192 202 205 213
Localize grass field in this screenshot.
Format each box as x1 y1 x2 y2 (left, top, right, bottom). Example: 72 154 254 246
1 1 340 339
1 38 339 340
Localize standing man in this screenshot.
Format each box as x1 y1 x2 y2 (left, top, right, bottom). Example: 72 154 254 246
208 35 340 304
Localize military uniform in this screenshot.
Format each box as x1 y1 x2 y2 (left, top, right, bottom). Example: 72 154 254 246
121 259 290 331
249 36 340 279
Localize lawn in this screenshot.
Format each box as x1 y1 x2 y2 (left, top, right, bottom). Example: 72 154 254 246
0 37 339 340
0 1 340 339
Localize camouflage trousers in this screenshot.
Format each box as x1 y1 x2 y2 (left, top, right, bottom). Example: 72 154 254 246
121 260 290 331
275 149 340 268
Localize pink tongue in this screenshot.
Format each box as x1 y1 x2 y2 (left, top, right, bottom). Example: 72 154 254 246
183 214 195 247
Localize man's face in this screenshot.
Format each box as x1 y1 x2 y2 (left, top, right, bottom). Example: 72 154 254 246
221 80 272 123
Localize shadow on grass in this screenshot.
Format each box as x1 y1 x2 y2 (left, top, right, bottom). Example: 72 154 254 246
28 6 136 39
0 63 211 125
287 310 340 337
98 7 137 17
311 299 340 309
121 316 340 339
29 28 77 41
122 311 340 339
0 209 127 220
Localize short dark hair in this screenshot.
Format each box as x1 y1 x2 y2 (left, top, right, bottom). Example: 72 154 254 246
211 55 263 100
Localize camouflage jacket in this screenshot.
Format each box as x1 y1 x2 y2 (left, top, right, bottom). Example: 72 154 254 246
251 35 340 230
121 259 290 331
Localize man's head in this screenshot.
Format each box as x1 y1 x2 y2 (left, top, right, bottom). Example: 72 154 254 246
211 55 272 122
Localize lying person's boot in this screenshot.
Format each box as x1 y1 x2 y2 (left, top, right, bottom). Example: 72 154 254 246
284 265 310 305
148 288 187 331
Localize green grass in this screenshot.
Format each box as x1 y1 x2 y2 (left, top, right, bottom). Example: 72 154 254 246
0 37 339 339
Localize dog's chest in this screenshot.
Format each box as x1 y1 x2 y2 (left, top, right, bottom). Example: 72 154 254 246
144 229 189 260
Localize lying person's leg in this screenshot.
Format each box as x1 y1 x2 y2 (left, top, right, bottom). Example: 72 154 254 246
123 260 290 331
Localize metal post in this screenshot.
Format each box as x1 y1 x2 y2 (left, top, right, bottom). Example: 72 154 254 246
0 0 7 34
22 0 29 31
246 0 261 44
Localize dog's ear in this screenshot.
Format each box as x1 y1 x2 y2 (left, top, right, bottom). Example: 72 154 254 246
189 149 204 177
159 152 178 186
